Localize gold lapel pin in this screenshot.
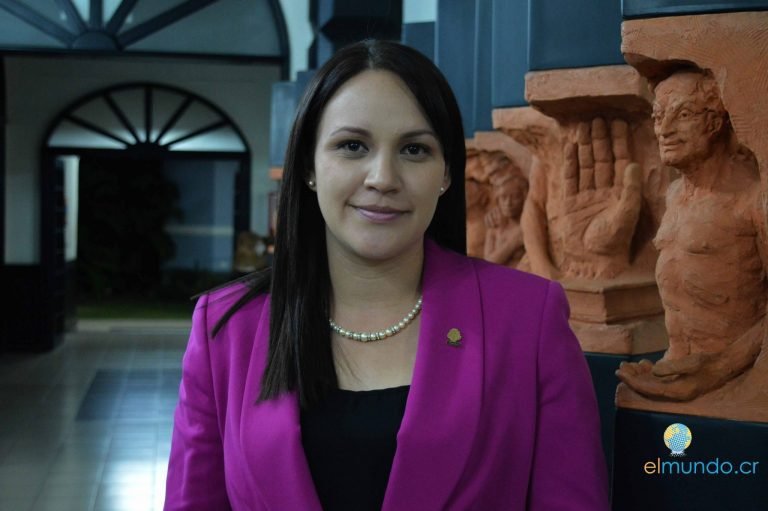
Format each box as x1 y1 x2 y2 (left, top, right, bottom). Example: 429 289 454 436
446 328 462 347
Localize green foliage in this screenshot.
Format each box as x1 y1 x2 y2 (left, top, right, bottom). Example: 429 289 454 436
77 157 182 300
77 298 194 319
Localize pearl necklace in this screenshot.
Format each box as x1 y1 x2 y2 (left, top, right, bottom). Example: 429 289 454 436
329 296 423 342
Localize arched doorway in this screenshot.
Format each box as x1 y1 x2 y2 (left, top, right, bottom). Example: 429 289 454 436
41 82 250 338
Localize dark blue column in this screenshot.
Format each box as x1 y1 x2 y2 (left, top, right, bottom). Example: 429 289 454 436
310 0 403 68
401 21 435 61
436 0 477 135
0 55 5 353
528 0 623 70
472 0 494 131
269 81 298 167
0 56 4 268
269 70 316 168
490 0 530 108
490 0 625 108
435 0 495 133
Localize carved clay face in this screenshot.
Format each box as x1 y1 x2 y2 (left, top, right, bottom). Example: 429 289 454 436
652 73 724 169
479 152 511 178
465 153 483 180
496 179 526 218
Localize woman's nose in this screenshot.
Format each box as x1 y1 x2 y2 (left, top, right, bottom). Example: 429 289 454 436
364 151 400 193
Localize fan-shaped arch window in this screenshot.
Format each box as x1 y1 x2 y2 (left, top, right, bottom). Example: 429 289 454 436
0 0 287 60
46 83 248 154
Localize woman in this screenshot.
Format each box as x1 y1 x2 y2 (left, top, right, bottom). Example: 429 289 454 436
165 40 609 510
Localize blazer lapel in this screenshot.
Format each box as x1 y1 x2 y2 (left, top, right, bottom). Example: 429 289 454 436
240 297 323 511
382 241 484 510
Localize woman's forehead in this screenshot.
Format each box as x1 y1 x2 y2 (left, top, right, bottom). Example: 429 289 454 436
316 70 432 136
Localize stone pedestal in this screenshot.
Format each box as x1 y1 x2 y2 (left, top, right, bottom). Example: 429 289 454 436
617 365 768 423
565 276 666 355
612 408 768 511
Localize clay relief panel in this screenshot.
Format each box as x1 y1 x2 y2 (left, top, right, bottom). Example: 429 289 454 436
522 116 653 280
498 113 669 282
493 66 674 355
483 169 527 267
465 133 531 268
465 145 490 258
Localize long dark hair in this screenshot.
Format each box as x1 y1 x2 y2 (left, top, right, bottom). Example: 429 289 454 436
213 39 466 408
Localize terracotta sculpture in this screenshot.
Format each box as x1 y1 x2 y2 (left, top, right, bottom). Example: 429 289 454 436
483 170 527 267
518 114 657 281
465 179 490 258
504 124 661 283
465 133 531 262
555 118 643 280
494 67 671 355
617 69 766 401
465 145 490 258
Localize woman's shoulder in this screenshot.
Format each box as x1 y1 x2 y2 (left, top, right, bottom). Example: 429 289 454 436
472 258 558 322
427 240 554 300
194 275 270 330
469 255 550 289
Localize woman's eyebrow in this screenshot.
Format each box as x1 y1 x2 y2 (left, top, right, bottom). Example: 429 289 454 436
329 126 370 137
328 126 437 140
400 129 437 139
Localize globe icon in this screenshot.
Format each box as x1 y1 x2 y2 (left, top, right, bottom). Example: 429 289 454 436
663 423 692 457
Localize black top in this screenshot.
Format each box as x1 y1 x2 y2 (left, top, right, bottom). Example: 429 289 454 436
300 385 410 511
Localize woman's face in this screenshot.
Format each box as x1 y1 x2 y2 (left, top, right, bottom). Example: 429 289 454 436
311 70 449 263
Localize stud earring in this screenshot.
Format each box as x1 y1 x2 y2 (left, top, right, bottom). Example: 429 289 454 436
439 186 445 194
308 179 315 189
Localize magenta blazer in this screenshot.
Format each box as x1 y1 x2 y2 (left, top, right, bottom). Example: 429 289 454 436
165 240 610 510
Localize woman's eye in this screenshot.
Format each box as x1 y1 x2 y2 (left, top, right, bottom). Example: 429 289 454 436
402 144 429 157
678 109 692 119
337 140 366 153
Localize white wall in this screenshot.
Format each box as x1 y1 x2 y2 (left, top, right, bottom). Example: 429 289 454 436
404 0 438 23
4 55 280 263
61 156 79 263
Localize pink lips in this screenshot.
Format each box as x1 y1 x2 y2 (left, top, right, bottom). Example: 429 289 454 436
353 205 406 223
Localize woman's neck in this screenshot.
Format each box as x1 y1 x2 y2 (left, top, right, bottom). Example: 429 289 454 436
327 241 424 332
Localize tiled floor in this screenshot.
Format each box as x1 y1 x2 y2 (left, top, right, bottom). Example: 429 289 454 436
0 321 190 511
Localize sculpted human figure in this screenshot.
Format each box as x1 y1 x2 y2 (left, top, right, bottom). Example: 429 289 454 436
617 70 767 400
521 117 643 280
483 172 527 267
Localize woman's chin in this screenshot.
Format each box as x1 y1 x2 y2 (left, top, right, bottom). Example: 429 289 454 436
343 237 423 264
